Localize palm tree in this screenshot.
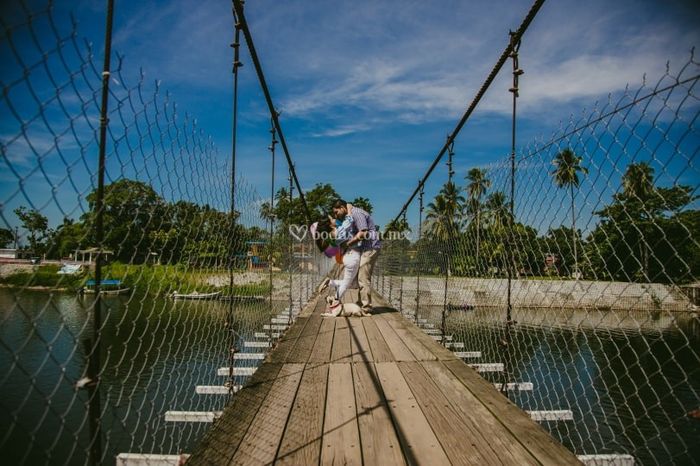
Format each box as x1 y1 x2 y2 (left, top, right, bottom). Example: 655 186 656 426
259 201 276 223
551 148 588 278
483 191 509 273
465 168 491 269
621 162 654 279
440 181 465 224
425 182 464 276
485 191 510 231
622 162 654 203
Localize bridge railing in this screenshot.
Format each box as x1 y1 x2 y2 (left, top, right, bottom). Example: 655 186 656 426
0 2 327 464
374 52 699 465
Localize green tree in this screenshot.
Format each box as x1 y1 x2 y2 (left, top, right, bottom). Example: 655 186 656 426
484 191 510 230
351 197 373 214
268 183 341 227
84 179 166 263
465 168 491 270
590 161 696 282
48 218 87 259
551 148 588 278
425 182 464 275
14 207 50 255
0 227 14 248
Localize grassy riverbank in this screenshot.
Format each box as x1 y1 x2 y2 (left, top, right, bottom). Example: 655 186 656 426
0 263 271 296
0 264 84 289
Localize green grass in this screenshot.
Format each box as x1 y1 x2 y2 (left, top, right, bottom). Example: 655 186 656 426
1 262 273 295
0 264 85 289
102 263 271 296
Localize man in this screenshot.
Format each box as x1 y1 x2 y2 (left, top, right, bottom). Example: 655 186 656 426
331 199 381 313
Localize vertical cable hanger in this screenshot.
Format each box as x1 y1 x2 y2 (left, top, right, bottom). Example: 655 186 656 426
226 0 244 397
500 30 523 395
268 115 278 342
415 182 424 325
288 164 294 326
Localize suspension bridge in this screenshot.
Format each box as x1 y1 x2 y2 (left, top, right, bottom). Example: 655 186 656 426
1 0 698 465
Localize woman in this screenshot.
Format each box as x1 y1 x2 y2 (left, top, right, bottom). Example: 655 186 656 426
314 214 361 316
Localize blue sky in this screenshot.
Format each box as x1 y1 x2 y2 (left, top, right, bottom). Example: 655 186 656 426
1 0 699 236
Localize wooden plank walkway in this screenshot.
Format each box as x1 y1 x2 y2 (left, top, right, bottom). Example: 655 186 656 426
188 290 581 465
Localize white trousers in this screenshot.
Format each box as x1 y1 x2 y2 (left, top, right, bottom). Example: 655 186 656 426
329 249 361 300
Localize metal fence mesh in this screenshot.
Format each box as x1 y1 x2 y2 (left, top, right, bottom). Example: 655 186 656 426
2 1 700 465
376 52 700 465
1 2 324 464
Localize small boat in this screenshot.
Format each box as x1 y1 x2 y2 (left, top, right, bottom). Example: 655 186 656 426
171 290 222 300
57 263 82 275
80 279 131 295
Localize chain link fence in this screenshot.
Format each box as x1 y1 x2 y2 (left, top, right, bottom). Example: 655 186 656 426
375 52 700 464
3 1 699 465
1 2 326 464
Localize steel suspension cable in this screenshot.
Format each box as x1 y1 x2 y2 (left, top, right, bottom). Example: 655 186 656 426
232 0 312 224
391 0 546 225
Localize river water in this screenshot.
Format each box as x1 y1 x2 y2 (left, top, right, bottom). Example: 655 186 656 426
435 305 700 465
1 289 699 465
0 288 290 465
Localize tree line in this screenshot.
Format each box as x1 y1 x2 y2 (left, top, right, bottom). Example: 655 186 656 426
384 151 698 285
2 179 267 267
2 178 373 269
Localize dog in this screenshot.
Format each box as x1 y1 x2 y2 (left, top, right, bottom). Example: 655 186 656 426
322 295 370 317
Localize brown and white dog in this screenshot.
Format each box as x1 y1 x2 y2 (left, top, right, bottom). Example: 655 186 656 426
322 295 370 317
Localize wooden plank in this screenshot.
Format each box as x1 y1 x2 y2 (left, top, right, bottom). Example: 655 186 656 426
277 363 329 465
331 317 353 363
195 385 241 395
269 316 309 364
268 294 322 363
164 411 222 422
469 363 504 373
493 382 534 391
244 341 271 348
233 353 266 360
321 363 362 465
528 410 574 421
375 362 451 466
362 317 394 362
255 332 281 339
186 363 284 465
287 313 324 363
442 359 582 465
231 363 305 465
381 312 436 361
348 317 373 363
374 316 417 361
217 367 257 377
397 361 499 465
116 454 190 466
264 324 289 330
420 360 538 464
455 351 482 358
352 362 406 466
392 315 458 361
577 454 635 466
429 334 453 341
308 317 335 364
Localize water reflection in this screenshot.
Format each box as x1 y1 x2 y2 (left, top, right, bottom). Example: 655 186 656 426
412 304 700 464
0 288 289 465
